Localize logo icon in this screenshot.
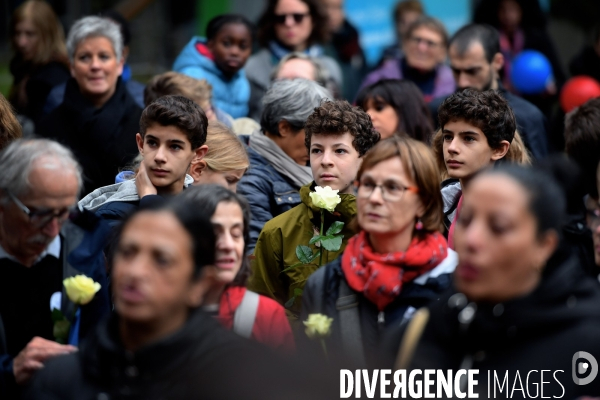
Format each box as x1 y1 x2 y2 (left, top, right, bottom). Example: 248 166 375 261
572 351 598 385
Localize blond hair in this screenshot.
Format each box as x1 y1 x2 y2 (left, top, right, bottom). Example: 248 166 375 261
432 129 531 180
0 94 22 150
204 122 249 172
144 71 213 107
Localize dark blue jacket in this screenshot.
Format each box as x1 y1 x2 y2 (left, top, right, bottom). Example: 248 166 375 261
0 210 111 397
429 86 549 160
301 250 457 367
237 136 301 253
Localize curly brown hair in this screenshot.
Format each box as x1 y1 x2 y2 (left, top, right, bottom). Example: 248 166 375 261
438 89 516 149
304 100 380 156
256 0 329 48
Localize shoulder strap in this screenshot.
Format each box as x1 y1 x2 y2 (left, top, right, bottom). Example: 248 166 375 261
233 290 260 339
337 278 367 366
395 308 430 370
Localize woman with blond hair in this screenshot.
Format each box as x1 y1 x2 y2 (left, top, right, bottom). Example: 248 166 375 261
9 0 70 123
190 122 249 192
0 94 22 150
433 89 531 247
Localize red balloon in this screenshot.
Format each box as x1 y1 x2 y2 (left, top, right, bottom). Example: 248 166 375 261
560 76 600 113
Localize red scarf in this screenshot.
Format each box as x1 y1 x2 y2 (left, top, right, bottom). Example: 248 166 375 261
341 231 448 311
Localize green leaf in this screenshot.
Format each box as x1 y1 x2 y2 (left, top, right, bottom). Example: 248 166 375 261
284 296 296 309
321 236 343 252
296 245 314 264
293 288 303 296
308 251 321 263
53 318 70 344
51 308 65 323
309 235 324 245
326 221 345 236
281 262 303 274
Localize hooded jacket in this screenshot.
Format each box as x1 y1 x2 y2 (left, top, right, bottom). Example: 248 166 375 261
24 309 333 400
173 37 250 118
387 251 600 398
248 183 356 321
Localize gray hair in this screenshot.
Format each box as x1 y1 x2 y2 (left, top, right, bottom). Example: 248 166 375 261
66 16 123 63
0 139 83 200
271 52 329 88
260 79 332 136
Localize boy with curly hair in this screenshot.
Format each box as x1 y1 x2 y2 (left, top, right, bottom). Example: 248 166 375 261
249 100 380 321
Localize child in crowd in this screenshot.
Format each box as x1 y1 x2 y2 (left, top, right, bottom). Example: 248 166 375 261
432 89 530 247
173 15 254 119
79 95 208 225
248 100 380 321
144 71 234 128
190 122 249 192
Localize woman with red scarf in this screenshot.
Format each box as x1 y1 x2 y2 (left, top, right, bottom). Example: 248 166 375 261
301 136 457 367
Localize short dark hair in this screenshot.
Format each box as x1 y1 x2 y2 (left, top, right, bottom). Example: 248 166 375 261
438 89 516 149
256 0 328 48
139 95 208 149
304 100 380 156
175 184 251 285
448 23 500 63
565 97 600 197
356 79 434 143
206 14 254 41
394 0 424 25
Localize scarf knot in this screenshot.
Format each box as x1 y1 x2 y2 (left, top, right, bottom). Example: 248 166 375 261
341 231 448 311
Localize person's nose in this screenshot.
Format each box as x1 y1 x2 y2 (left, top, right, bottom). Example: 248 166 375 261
217 232 234 251
368 185 385 204
40 217 62 238
417 39 429 52
16 34 28 49
447 137 459 155
321 149 334 166
284 15 295 27
367 109 377 122
457 72 471 90
154 145 167 164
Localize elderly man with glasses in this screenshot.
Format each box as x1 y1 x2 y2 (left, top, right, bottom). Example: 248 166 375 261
0 139 110 396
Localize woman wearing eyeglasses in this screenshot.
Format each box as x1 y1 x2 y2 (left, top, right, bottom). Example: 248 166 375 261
245 0 342 121
359 16 455 103
301 136 457 367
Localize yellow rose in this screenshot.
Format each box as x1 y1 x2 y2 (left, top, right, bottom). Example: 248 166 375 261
309 186 341 213
303 313 333 339
63 275 101 305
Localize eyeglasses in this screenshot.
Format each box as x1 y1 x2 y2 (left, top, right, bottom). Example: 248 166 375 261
6 190 79 228
357 179 419 202
274 12 310 25
409 36 442 49
587 207 600 230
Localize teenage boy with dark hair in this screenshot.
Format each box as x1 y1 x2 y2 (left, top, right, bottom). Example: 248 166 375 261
79 95 208 224
249 99 380 321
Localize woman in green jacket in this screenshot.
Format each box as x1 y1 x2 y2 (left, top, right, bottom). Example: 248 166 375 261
249 100 380 321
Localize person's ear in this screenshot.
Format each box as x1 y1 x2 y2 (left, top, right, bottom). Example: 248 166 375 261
193 145 209 164
278 120 293 138
491 140 510 161
135 133 144 154
190 160 208 183
187 266 219 307
122 46 130 62
491 52 504 74
533 230 558 272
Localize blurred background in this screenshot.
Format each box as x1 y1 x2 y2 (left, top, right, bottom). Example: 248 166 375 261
0 0 598 97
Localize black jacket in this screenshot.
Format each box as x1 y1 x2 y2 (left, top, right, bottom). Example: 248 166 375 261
385 251 600 398
37 77 142 195
429 86 549 160
25 309 338 400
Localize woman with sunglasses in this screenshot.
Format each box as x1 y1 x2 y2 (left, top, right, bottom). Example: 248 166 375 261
301 136 457 367
245 0 342 120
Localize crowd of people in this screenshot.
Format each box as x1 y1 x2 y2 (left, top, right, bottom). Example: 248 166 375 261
2 0 600 398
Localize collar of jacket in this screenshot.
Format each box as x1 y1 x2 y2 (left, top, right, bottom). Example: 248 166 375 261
300 182 357 222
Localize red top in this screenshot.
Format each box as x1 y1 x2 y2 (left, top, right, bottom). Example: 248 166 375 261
217 286 295 353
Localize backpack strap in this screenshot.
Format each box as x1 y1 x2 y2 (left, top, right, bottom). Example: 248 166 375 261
395 308 430 370
337 278 367 366
233 290 260 339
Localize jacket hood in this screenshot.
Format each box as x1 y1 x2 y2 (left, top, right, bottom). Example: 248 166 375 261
441 179 461 215
429 252 600 350
79 175 194 212
300 182 357 222
173 37 237 81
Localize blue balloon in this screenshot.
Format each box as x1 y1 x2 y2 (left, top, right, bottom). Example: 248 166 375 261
510 50 553 94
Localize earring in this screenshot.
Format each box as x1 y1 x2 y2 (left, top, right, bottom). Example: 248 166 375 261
415 218 424 231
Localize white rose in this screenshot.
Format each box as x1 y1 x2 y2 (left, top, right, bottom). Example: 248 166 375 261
63 275 101 305
309 186 341 213
303 313 333 339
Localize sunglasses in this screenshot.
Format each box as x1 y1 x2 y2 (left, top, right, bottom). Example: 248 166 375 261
274 12 310 25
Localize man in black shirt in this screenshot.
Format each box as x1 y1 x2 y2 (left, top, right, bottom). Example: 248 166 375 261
0 139 110 396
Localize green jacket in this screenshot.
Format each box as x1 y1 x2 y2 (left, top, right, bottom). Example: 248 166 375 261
248 183 356 321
